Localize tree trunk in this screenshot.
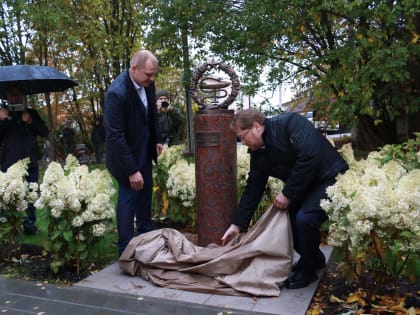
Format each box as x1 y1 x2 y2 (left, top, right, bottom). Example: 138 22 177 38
351 114 398 151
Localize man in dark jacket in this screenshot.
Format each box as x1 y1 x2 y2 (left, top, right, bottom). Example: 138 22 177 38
61 120 76 156
91 117 106 163
221 109 348 289
155 89 185 146
104 50 163 255
0 85 49 234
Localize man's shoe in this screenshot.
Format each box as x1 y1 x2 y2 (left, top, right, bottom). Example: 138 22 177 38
285 269 318 289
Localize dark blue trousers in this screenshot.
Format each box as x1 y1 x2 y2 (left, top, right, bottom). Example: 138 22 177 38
288 178 335 271
116 159 153 255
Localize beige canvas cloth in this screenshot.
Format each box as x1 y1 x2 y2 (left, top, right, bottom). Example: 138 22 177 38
119 206 293 297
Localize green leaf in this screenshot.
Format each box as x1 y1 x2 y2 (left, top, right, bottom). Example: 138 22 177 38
63 230 73 242
50 260 64 274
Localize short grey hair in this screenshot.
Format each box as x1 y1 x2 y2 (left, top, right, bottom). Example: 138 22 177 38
130 50 158 68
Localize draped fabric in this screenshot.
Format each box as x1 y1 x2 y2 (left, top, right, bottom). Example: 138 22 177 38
119 206 293 297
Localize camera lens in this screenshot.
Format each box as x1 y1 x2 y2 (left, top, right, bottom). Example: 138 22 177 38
161 101 169 109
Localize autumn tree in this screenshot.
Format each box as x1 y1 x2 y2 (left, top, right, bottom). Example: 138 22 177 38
205 0 420 150
144 0 231 152
0 0 30 65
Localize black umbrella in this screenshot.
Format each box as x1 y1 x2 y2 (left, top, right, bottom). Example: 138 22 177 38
0 65 78 98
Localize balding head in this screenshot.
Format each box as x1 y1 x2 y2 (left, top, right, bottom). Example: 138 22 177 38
130 50 158 69
129 50 159 87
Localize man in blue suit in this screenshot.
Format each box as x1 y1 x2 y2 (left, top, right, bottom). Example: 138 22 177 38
104 50 163 255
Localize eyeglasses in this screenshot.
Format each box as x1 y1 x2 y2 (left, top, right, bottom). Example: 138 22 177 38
237 128 251 141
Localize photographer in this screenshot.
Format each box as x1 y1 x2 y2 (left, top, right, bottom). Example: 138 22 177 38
0 85 49 234
61 120 76 156
156 89 184 147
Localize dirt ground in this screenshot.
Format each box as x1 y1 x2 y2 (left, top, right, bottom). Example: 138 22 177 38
307 253 420 315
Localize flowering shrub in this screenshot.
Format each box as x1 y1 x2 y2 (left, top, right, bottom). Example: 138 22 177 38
35 155 116 273
321 134 420 296
153 144 284 230
0 158 38 258
153 144 195 224
236 144 251 186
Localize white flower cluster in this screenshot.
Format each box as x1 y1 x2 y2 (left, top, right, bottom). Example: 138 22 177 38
321 145 420 253
237 144 250 186
167 160 196 207
0 159 38 222
267 176 285 200
157 144 185 169
35 155 115 236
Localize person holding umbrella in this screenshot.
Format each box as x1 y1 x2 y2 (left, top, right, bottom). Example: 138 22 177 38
0 84 49 234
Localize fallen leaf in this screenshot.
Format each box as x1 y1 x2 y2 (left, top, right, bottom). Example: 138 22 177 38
389 303 406 312
330 295 345 303
347 293 366 306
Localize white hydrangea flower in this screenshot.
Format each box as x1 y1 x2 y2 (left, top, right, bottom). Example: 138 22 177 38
267 177 284 201
72 216 84 227
167 160 196 207
323 145 420 254
0 159 37 221
35 159 116 246
92 223 106 237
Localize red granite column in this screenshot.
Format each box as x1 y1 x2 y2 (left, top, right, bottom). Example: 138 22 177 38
194 109 237 246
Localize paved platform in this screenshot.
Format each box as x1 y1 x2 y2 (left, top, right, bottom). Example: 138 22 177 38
0 245 332 314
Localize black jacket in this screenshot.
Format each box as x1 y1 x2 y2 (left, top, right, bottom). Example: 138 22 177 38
0 108 49 171
91 124 106 144
104 69 161 185
232 112 349 230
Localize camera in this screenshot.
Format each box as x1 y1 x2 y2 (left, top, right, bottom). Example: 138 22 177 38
161 101 169 109
1 103 26 112
7 104 26 112
0 103 27 121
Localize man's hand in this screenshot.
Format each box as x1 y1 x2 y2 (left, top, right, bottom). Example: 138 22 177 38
21 110 32 124
129 171 144 191
156 143 163 156
273 192 290 210
0 108 9 120
221 224 240 246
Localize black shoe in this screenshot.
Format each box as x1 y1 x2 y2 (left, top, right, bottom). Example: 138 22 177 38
285 269 318 289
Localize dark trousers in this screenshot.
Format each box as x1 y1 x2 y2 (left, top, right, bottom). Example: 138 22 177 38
25 166 39 227
93 142 105 163
116 159 153 255
288 179 335 271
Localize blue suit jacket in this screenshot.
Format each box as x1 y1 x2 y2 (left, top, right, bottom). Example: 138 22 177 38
104 69 161 185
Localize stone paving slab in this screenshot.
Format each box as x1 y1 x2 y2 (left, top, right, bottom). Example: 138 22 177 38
0 277 268 315
0 245 333 315
75 245 333 315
